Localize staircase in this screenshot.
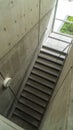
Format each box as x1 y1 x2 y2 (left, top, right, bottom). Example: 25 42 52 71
9 45 67 130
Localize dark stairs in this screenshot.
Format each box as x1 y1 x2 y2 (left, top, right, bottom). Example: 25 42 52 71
9 45 67 130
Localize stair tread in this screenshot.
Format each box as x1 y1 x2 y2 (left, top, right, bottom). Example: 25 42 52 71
42 45 67 56
11 115 38 130
31 71 56 83
31 68 57 83
35 62 60 76
24 85 50 101
29 73 55 88
29 76 54 89
13 109 39 128
16 103 42 121
40 49 65 61
39 53 63 65
34 64 59 77
36 58 62 71
21 91 47 107
26 82 52 95
19 97 44 114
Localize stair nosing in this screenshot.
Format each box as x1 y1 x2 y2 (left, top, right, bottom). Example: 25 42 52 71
19 99 44 114
40 49 65 61
38 54 63 66
34 64 59 77
29 76 54 89
15 105 41 121
31 70 57 83
42 45 67 56
23 89 49 102
36 59 62 71
13 111 39 128
21 93 46 108
29 76 55 89
26 82 52 95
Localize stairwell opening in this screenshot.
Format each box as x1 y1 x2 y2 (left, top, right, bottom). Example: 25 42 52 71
0 0 73 130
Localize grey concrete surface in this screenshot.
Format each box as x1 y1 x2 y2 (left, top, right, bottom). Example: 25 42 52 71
0 0 55 118
0 114 24 130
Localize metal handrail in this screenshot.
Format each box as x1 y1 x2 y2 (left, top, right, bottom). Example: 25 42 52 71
48 35 71 44
56 39 73 59
56 18 73 24
61 39 73 54
53 31 73 38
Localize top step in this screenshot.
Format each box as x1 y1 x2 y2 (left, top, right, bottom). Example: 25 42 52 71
42 45 67 56
50 32 72 44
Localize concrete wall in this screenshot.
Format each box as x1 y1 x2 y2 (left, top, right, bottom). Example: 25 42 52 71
0 0 55 115
39 44 73 130
0 114 24 130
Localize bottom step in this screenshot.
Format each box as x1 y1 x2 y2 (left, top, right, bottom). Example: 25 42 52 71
11 115 38 130
13 109 39 128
